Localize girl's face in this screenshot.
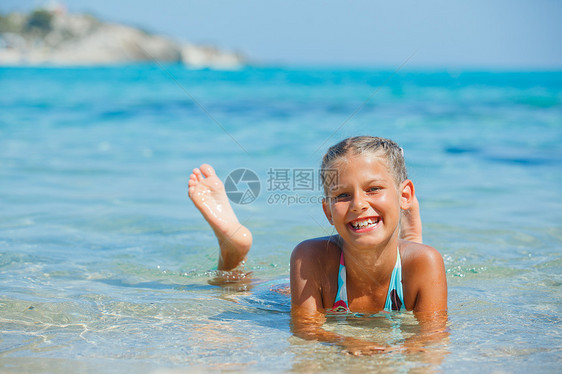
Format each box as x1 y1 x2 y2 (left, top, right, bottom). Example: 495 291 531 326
322 152 412 251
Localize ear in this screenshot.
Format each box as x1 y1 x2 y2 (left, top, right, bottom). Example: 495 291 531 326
399 179 415 210
322 198 334 225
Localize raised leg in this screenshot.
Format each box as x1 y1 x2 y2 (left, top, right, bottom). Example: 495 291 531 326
400 195 423 243
188 164 252 270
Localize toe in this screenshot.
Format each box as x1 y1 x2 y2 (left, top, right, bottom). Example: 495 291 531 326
200 164 216 178
193 168 203 181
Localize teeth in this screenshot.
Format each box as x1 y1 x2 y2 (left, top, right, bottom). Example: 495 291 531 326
351 218 379 230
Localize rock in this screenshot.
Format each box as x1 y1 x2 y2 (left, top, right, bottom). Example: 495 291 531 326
181 43 245 69
0 10 246 68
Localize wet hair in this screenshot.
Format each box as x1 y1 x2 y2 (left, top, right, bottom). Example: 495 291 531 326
320 136 407 195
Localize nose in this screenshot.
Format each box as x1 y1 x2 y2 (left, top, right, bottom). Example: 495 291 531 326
350 192 369 212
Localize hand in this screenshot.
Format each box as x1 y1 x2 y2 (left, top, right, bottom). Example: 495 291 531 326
341 337 391 356
342 338 428 356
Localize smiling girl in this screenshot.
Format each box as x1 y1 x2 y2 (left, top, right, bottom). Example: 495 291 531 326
188 136 447 354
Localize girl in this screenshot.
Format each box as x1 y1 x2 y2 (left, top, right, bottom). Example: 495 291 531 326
188 136 447 355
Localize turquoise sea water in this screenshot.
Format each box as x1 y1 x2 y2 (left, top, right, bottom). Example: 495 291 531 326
1 66 561 372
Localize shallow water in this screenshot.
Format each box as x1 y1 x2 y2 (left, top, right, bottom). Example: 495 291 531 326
1 66 561 372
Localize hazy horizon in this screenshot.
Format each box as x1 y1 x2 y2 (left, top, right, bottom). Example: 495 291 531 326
1 0 561 70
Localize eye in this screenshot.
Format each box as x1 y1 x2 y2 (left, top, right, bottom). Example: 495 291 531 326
367 186 381 193
330 192 350 202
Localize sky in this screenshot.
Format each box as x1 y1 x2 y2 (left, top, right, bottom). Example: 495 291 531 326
1 0 561 69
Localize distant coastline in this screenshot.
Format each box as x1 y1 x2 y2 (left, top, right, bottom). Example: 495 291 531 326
0 8 247 68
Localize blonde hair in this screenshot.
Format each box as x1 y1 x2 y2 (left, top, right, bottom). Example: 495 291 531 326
320 136 407 195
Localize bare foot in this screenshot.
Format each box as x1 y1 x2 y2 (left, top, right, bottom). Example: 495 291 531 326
400 195 423 243
188 164 252 270
188 164 239 233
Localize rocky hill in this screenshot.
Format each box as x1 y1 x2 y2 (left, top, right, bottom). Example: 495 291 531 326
0 9 246 68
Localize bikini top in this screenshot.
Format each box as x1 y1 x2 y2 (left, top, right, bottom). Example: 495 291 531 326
330 247 405 313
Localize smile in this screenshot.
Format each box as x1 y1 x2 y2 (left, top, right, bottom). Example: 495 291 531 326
348 216 381 232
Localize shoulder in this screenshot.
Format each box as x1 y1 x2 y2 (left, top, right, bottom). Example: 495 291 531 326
400 240 444 270
290 236 341 311
291 235 341 262
400 240 447 312
290 236 341 287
